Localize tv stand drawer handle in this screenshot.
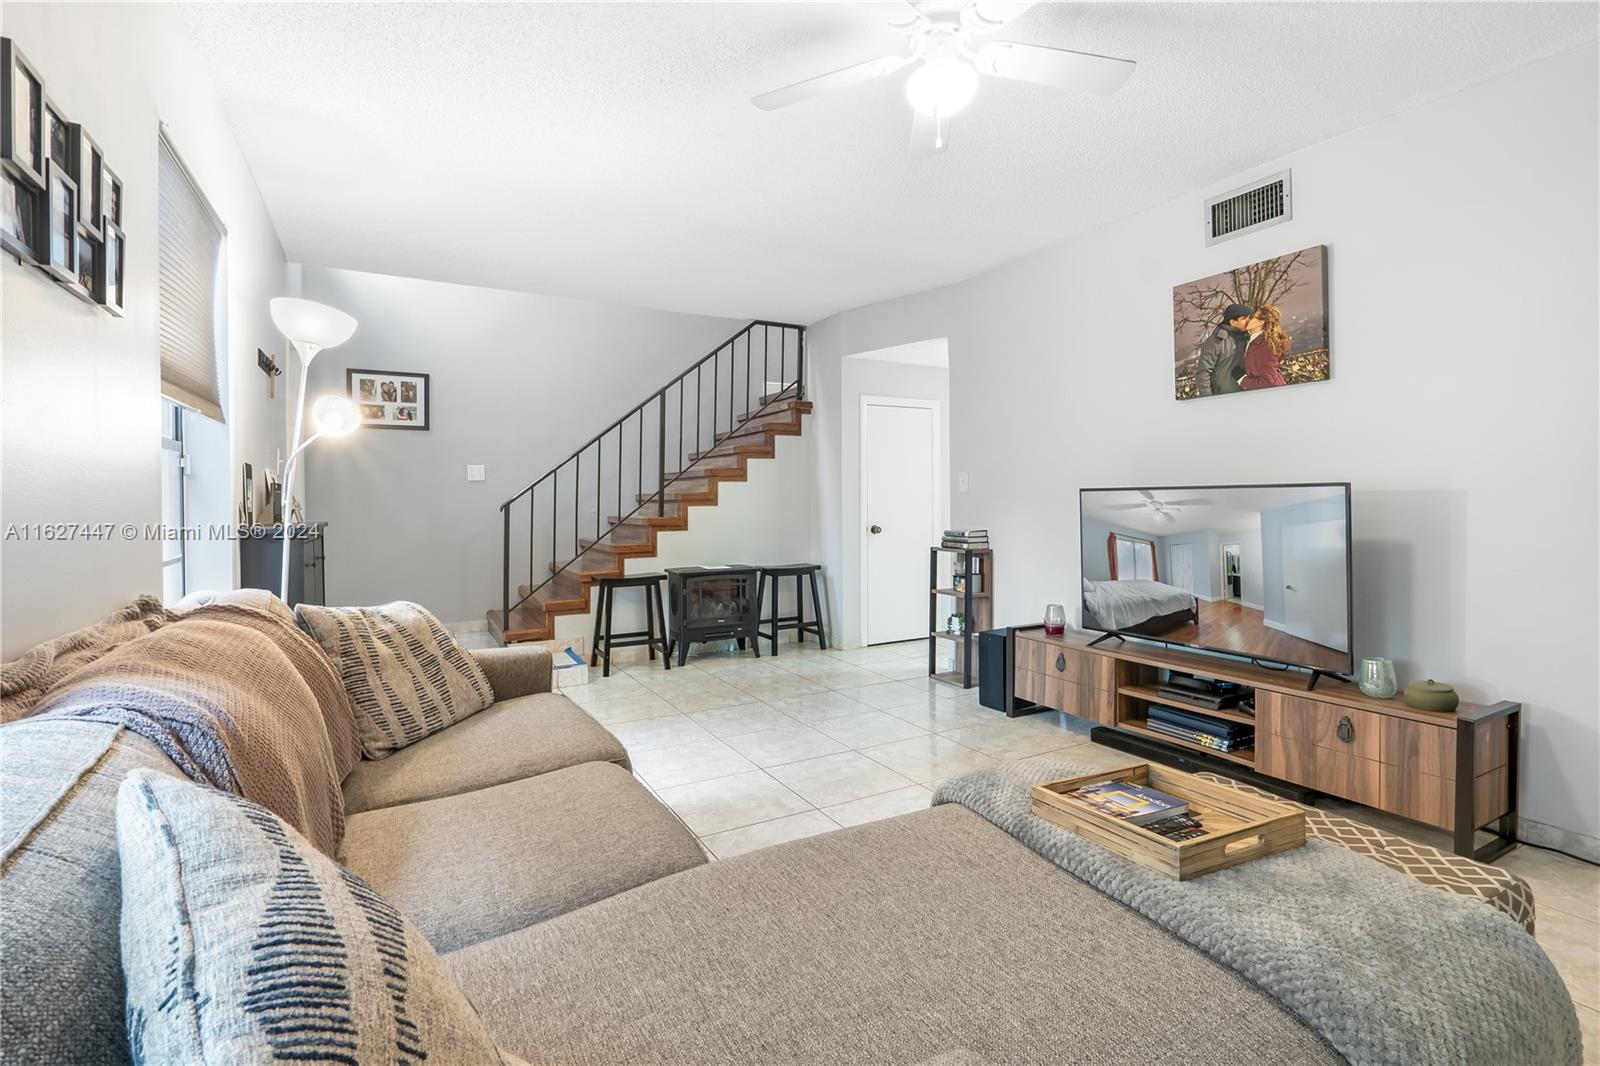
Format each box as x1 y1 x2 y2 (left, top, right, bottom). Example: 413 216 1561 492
1336 715 1354 744
1055 653 1067 673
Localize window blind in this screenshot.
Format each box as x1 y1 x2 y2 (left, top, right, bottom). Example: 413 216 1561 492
157 132 226 422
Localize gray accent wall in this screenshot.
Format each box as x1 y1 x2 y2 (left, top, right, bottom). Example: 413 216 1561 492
301 265 741 622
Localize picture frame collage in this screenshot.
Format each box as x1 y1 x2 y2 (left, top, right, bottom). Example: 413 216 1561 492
347 368 430 430
2 37 125 315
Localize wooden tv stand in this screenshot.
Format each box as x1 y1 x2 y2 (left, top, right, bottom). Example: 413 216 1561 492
1002 626 1519 861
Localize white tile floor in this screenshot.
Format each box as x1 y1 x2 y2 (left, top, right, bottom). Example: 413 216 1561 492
475 631 1599 1055
557 638 1140 859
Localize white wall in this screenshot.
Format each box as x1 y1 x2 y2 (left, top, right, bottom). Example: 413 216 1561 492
0 2 290 657
804 44 1600 855
299 265 744 623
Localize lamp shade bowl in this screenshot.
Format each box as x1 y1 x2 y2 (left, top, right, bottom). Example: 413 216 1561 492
270 297 358 353
312 395 361 437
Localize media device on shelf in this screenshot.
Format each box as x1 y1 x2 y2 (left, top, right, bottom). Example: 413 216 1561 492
1079 483 1353 689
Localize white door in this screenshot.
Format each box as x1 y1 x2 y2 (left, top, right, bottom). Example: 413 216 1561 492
863 400 939 645
1167 543 1194 594
1281 520 1349 650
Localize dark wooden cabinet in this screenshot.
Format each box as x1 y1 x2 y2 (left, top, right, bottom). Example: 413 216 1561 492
239 523 326 608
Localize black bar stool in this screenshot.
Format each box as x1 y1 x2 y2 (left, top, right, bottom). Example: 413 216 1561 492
590 572 670 677
755 564 827 655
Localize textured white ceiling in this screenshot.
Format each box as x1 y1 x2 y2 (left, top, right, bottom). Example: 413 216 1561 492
179 2 1595 323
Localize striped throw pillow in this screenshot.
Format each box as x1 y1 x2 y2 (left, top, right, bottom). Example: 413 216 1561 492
297 601 495 759
116 770 514 1064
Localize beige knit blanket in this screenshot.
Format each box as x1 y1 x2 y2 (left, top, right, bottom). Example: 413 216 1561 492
1 595 175 723
32 605 360 855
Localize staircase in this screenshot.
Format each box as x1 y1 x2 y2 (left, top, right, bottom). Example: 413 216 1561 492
488 321 809 644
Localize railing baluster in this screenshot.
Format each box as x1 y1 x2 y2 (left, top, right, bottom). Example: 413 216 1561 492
572 457 578 573
763 324 769 405
636 409 642 520
713 349 719 443
696 365 702 460
657 394 666 517
796 326 806 401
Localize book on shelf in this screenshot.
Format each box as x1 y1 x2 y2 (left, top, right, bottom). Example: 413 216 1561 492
942 529 990 549
1064 781 1189 824
1144 720 1253 753
1147 703 1253 737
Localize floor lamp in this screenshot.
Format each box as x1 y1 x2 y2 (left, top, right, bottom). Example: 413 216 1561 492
270 297 359 602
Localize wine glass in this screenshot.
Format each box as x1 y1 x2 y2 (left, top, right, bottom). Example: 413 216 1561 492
1044 603 1067 636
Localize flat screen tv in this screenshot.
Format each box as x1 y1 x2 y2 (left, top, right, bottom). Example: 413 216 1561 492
1079 483 1353 676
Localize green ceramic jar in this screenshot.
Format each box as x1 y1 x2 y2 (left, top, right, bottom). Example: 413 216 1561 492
1403 679 1459 712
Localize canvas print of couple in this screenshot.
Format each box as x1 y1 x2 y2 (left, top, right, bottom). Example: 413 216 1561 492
1172 244 1328 400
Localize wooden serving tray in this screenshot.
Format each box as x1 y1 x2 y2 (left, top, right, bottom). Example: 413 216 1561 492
1031 763 1305 881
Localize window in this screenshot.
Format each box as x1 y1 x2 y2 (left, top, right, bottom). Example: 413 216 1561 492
1110 533 1157 582
157 129 226 421
160 399 188 602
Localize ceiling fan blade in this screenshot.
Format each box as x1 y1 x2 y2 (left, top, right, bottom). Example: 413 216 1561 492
965 1 1039 33
1102 503 1150 511
974 40 1135 96
1158 511 1176 522
910 109 949 158
1136 489 1156 502
1166 498 1214 506
752 55 909 111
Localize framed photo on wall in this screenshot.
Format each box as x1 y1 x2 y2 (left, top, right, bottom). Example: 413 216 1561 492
0 171 38 260
101 217 124 314
72 123 101 238
1 38 45 189
1172 244 1329 401
347 368 430 430
43 158 76 283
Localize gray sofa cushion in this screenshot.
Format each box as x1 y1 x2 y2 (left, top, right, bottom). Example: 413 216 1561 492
444 804 1340 1066
342 692 630 815
341 761 705 953
0 720 185 1064
116 769 508 1064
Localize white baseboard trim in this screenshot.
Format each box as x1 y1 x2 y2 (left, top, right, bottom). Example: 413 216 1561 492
1241 601 1264 612
1262 618 1290 633
1518 816 1600 864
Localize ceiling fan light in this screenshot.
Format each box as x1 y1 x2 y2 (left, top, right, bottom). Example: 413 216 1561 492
906 59 978 117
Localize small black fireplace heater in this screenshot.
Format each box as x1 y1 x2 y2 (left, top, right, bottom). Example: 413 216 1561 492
665 566 762 666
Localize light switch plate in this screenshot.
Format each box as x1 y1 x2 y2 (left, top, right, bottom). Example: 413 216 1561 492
467 465 485 482
957 472 969 493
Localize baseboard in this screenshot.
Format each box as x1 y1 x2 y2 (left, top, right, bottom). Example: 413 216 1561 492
1241 600 1264 611
1517 815 1600 864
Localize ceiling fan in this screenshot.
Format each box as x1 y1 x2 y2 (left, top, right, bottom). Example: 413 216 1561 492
751 0 1135 157
1103 489 1215 523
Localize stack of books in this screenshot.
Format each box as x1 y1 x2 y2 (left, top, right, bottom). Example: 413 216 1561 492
1144 704 1255 753
942 528 990 549
1065 780 1189 825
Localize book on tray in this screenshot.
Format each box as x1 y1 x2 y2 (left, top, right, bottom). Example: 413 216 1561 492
1065 781 1189 824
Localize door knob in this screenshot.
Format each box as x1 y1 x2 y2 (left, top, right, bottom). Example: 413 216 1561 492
1285 584 1295 591
869 525 882 534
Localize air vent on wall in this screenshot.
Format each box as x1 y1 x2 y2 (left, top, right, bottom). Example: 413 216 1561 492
1205 171 1291 245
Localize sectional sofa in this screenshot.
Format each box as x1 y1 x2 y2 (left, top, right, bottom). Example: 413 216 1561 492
0 597 1581 1065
